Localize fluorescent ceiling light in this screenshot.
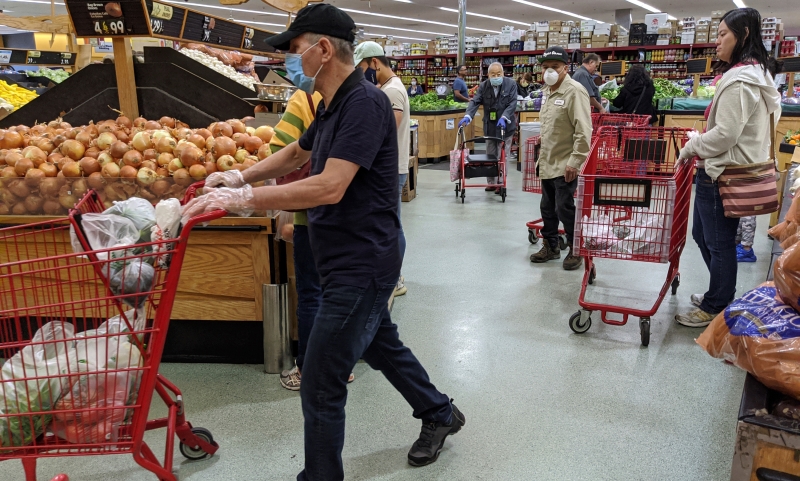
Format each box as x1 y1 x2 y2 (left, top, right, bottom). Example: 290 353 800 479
356 23 447 36
339 8 496 33
668 15 677 21
388 0 413 3
235 20 285 29
164 1 285 16
439 7 527 27
625 0 660 13
363 32 429 41
511 0 594 21
733 0 746 7
2 0 64 5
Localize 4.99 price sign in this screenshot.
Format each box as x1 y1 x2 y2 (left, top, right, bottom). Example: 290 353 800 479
66 0 150 37
89 2 125 35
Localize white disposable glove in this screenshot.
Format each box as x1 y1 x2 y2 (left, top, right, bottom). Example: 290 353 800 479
204 169 245 189
181 185 255 225
687 130 700 140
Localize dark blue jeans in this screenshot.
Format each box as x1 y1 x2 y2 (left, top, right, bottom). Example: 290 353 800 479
692 169 740 313
293 225 321 371
297 282 452 481
398 173 407 265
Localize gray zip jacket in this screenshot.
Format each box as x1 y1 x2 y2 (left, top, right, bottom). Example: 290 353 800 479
679 64 782 181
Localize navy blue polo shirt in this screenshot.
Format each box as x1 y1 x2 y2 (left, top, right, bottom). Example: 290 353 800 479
298 69 401 288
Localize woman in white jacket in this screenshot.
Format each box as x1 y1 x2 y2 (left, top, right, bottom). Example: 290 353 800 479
675 8 782 328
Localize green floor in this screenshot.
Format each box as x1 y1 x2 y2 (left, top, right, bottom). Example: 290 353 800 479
2 164 769 480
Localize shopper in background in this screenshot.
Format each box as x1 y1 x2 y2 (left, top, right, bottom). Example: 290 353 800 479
408 77 424 96
453 65 470 102
572 53 605 113
459 62 517 193
529 46 592 271
612 65 657 123
676 7 781 328
184 5 464 478
354 41 411 297
269 89 329 392
516 72 535 97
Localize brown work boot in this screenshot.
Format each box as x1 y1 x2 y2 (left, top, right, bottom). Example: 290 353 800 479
562 247 583 271
530 241 560 263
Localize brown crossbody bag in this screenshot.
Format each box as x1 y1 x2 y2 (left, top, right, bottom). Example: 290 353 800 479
716 112 779 218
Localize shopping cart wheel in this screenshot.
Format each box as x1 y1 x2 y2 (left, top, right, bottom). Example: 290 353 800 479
455 183 460 197
461 189 465 204
588 266 596 285
179 427 216 461
528 229 539 245
569 310 591 334
670 275 680 295
640 318 651 347
558 235 569 251
501 188 507 203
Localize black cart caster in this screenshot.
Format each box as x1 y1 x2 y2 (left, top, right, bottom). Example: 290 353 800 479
569 310 592 334
558 235 569 251
179 427 216 461
588 266 596 285
460 190 465 203
455 183 460 198
640 317 651 347
528 229 539 245
501 188 507 203
671 275 680 295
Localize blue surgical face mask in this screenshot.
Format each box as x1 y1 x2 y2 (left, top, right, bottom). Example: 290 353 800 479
285 42 323 94
490 76 503 87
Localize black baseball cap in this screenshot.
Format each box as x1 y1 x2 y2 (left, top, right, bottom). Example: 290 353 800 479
265 4 356 51
539 46 569 64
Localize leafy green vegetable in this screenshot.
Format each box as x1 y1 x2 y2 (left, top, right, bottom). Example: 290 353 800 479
652 78 688 101
409 92 467 112
601 88 620 100
25 67 69 84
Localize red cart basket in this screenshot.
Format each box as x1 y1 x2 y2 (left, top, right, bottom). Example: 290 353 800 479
590 113 652 133
0 183 222 480
521 135 569 249
569 126 693 346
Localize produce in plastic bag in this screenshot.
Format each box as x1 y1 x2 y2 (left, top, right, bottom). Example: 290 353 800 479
103 197 156 243
613 212 664 256
786 193 800 223
109 258 155 308
581 215 614 250
275 211 294 243
70 213 139 256
768 220 799 244
773 242 800 313
150 198 182 266
0 321 77 447
697 283 800 400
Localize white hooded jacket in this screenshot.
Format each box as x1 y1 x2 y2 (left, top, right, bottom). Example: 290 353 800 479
679 63 782 181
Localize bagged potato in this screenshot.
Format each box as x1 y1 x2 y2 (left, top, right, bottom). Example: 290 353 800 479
774 243 800 312
786 194 800 223
697 282 800 400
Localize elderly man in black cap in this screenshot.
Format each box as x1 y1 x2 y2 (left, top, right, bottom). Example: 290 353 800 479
181 4 463 480
529 46 592 271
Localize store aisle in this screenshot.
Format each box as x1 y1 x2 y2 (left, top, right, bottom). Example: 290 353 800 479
2 164 770 481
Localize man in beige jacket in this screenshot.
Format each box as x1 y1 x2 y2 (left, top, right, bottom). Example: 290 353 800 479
530 47 592 270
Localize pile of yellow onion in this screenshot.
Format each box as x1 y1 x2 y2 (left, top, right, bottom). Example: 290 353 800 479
0 116 275 215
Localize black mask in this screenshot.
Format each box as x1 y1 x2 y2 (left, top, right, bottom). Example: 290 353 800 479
365 68 378 85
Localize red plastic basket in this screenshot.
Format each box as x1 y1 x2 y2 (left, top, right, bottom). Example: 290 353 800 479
573 126 693 263
0 183 222 481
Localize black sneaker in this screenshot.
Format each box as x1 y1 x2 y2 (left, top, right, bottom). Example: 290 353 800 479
407 402 465 467
530 241 560 263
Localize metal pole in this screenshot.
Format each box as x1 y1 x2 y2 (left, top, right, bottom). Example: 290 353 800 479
457 0 466 67
263 283 293 374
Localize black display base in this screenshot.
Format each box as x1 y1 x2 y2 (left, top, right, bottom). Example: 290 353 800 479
162 319 265 364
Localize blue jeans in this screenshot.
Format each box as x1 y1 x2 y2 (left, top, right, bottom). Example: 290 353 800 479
398 173 408 265
297 282 452 481
692 169 740 314
293 225 321 372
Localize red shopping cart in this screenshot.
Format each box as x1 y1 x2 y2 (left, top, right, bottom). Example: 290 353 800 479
569 126 693 346
591 113 653 133
0 183 222 480
454 125 508 203
521 136 569 249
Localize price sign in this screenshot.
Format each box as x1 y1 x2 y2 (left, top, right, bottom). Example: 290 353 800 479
600 61 626 77
686 57 712 75
241 27 277 54
146 0 185 38
0 50 11 65
26 51 41 64
150 1 172 20
65 0 151 37
25 50 77 66
61 53 73 65
780 56 800 74
181 11 245 49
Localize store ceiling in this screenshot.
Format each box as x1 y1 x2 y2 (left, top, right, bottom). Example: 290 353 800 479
0 0 796 40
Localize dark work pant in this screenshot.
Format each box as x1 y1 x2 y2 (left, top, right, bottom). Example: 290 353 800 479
540 176 578 249
297 282 452 481
293 225 321 372
692 168 740 314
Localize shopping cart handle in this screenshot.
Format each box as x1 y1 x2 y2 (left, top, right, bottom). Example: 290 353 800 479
183 181 206 204
180 180 231 235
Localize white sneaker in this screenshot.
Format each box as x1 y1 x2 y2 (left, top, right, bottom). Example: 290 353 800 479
675 308 717 328
394 276 407 297
280 366 301 391
690 294 704 308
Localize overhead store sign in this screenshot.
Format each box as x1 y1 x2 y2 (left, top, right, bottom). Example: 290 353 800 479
65 0 279 55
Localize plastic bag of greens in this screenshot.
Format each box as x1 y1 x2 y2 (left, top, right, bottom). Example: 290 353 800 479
0 321 78 447
103 197 156 243
599 79 618 92
109 258 155 308
70 213 139 257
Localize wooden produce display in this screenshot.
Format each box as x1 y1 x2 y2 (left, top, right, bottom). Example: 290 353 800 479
519 111 540 124
410 109 465 161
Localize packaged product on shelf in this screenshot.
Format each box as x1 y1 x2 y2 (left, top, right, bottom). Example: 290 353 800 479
697 282 800 400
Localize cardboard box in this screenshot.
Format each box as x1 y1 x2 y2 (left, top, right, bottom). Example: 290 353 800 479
402 156 418 202
711 10 725 19
681 33 695 44
580 20 597 27
591 34 609 42
561 26 572 34
524 40 537 51
499 34 512 46
695 34 709 43
657 27 673 35
616 36 629 47
549 26 561 32
593 42 608 48
656 39 670 45
580 25 595 33
695 25 710 33
568 43 581 50
580 43 592 49
581 31 593 39
535 21 549 32
549 20 562 27
538 31 548 38
593 25 612 35
645 13 669 33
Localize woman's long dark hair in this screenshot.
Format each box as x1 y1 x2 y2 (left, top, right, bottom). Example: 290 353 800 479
624 65 651 88
719 8 769 73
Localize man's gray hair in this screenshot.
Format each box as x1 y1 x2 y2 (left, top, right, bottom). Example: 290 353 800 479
488 62 503 71
305 33 355 65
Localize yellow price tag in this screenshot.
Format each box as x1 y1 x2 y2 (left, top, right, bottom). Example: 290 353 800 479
151 2 173 21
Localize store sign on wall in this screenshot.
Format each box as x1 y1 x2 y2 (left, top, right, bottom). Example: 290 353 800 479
0 50 11 65
446 119 455 130
96 41 114 52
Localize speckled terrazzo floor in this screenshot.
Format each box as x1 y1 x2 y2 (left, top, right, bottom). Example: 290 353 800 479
1 162 769 481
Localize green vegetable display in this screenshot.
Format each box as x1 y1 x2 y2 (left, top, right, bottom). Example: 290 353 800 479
26 67 70 84
601 88 620 100
652 78 688 101
409 92 467 112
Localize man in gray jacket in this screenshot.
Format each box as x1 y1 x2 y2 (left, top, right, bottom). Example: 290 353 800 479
459 62 517 191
